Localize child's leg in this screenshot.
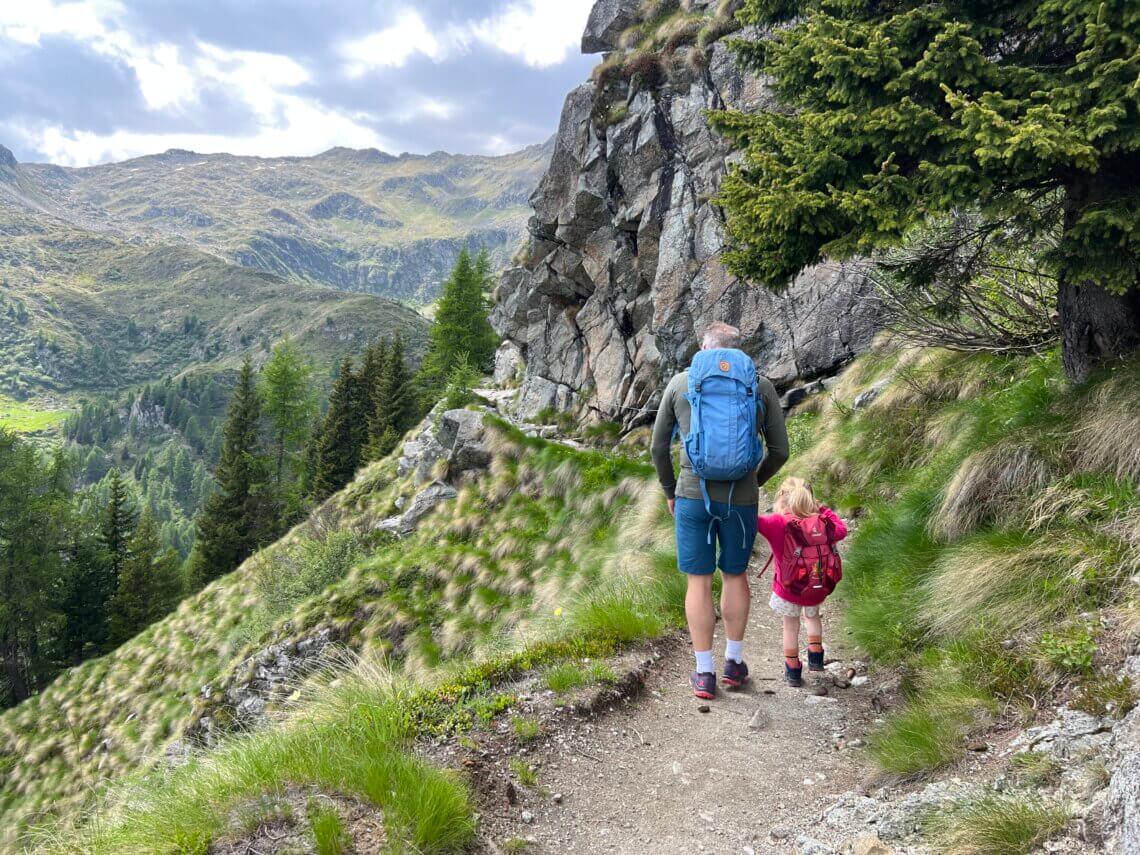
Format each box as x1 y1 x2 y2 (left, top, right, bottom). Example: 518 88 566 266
805 612 824 670
782 616 801 667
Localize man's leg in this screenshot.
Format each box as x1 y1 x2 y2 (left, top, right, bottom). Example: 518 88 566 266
720 572 750 658
675 498 717 690
686 574 716 662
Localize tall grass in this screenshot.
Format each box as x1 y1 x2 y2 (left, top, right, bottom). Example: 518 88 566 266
56 668 474 854
791 345 1140 778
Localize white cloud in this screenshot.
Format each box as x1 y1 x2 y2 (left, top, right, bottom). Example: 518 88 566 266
470 0 595 68
340 0 594 76
341 10 442 78
0 0 392 165
1 0 592 165
9 105 393 167
0 0 114 45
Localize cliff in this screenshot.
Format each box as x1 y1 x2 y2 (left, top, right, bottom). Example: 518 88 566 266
492 0 881 423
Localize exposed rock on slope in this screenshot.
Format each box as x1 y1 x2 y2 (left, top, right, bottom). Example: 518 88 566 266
493 0 880 422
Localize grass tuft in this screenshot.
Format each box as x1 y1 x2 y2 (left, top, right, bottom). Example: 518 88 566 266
307 799 350 855
923 792 1071 854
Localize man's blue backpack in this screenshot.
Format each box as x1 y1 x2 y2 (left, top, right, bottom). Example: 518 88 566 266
682 348 766 516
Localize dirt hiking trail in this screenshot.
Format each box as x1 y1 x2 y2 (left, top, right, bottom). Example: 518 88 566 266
474 563 882 855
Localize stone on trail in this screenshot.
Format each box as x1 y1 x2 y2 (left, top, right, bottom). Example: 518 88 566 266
847 835 893 855
748 708 770 731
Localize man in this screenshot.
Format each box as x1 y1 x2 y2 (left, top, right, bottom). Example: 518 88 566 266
651 322 789 699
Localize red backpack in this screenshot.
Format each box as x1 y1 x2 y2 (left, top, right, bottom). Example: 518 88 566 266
772 513 843 600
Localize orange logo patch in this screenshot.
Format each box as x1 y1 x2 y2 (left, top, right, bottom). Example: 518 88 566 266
719 360 730 372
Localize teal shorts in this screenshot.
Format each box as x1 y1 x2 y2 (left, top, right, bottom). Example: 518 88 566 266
674 497 758 576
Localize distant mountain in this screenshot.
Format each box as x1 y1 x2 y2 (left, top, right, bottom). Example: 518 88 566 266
10 142 551 303
0 167 427 397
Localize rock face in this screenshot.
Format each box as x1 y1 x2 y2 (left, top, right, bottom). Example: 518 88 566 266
493 2 881 423
0 145 15 170
581 0 640 53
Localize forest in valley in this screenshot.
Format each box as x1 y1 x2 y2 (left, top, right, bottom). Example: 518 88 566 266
0 248 497 709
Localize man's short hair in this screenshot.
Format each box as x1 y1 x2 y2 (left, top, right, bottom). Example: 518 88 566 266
701 322 742 350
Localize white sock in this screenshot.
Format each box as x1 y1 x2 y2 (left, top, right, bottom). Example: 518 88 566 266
694 649 715 674
725 639 744 664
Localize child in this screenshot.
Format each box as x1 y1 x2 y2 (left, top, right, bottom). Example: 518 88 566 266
758 477 848 687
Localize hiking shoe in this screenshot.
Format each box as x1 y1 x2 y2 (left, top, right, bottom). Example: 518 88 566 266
690 671 716 700
807 649 825 672
785 662 803 688
723 659 749 688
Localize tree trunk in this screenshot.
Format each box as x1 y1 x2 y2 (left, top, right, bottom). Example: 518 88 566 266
1060 166 1140 382
1058 277 1140 383
0 629 29 706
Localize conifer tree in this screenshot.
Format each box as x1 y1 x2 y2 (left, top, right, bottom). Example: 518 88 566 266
418 248 498 405
107 513 184 645
99 469 136 590
193 358 274 583
717 0 1140 382
311 356 363 500
365 334 415 460
260 338 317 489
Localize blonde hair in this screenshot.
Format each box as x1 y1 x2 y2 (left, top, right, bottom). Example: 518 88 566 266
774 477 817 518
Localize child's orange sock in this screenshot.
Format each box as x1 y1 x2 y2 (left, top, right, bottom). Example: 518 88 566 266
784 648 801 668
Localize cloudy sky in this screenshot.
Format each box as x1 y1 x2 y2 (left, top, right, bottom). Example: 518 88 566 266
0 0 597 166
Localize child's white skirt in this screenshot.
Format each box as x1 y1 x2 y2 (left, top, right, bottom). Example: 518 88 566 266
769 591 821 618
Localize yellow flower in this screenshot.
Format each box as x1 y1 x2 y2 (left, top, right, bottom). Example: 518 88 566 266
553 607 564 617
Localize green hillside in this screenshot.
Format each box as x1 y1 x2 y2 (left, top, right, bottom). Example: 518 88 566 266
0 201 427 399
0 412 674 852
14 142 549 303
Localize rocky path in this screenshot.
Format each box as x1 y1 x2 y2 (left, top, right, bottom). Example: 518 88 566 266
484 572 882 855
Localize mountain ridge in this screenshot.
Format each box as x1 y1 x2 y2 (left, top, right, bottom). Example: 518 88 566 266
4 139 552 303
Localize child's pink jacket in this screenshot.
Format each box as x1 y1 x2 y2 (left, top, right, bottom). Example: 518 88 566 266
757 507 848 606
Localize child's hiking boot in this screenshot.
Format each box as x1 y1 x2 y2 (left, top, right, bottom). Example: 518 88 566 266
690 671 716 700
807 649 825 672
785 662 803 688
723 659 749 688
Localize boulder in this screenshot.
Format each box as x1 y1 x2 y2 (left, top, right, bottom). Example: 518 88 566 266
397 406 491 485
494 340 523 385
376 482 459 537
581 0 640 53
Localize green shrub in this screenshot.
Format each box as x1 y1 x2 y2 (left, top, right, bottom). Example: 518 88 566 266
867 685 989 776
442 355 480 410
545 663 590 694
1009 752 1059 788
1040 625 1097 675
1072 674 1137 719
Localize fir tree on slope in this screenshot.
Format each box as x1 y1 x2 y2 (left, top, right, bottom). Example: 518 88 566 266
108 513 183 646
191 358 276 585
260 338 317 514
366 334 415 461
99 469 136 591
716 0 1140 382
310 356 364 501
418 248 498 404
0 434 72 705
